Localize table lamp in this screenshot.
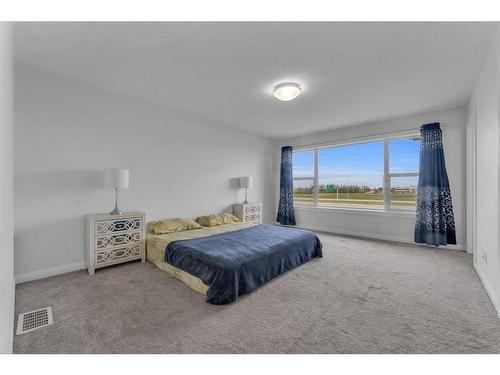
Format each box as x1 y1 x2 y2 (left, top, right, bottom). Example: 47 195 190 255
105 167 129 215
240 176 252 204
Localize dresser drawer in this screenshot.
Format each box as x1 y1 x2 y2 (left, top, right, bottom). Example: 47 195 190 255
244 205 261 215
244 212 261 224
95 244 142 268
95 217 142 235
95 230 141 250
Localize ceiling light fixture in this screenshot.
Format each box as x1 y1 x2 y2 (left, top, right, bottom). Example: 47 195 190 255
273 82 301 101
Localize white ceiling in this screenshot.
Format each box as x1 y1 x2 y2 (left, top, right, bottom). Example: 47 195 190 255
13 22 498 139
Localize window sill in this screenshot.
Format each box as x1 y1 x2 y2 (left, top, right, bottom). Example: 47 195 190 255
294 205 416 218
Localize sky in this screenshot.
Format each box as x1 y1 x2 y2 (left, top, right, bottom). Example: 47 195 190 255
293 138 420 188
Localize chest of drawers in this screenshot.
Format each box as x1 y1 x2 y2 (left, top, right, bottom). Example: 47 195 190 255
233 202 262 225
85 212 146 275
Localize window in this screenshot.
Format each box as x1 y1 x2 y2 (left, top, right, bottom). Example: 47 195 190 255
292 135 420 211
292 150 314 206
388 138 420 209
318 140 384 208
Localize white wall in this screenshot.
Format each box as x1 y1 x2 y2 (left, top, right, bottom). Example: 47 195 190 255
275 106 467 250
468 27 500 316
14 65 275 283
0 23 14 353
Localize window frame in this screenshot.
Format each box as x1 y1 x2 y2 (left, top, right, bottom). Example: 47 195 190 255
292 131 420 212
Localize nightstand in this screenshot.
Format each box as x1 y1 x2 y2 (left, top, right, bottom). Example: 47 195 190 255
233 202 262 224
85 211 146 275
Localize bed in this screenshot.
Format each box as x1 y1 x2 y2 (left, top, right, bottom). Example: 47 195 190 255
147 222 322 304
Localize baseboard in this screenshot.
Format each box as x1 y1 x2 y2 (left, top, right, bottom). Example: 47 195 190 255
295 224 467 251
15 261 86 284
473 263 500 318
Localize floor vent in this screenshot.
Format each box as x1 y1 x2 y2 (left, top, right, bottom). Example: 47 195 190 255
16 307 53 335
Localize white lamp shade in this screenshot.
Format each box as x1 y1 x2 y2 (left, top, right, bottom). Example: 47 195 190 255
239 176 252 189
105 168 129 189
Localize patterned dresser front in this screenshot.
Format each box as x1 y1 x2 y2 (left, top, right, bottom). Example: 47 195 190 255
86 212 146 275
233 202 262 225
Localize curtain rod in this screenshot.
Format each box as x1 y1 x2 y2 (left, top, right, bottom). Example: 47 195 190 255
290 125 450 151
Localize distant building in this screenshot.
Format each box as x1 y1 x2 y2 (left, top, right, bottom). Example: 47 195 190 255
393 186 417 194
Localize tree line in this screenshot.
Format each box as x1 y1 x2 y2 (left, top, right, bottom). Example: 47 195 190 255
294 184 378 194
294 184 415 194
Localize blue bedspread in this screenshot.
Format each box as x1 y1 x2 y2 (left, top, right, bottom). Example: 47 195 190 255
165 224 323 304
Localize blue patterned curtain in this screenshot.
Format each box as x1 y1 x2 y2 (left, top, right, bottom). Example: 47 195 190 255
414 122 456 246
276 146 296 225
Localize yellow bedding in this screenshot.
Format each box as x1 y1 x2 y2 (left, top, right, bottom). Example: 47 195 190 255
147 222 255 295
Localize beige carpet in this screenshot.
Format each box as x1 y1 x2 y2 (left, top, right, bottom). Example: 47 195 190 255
14 232 500 353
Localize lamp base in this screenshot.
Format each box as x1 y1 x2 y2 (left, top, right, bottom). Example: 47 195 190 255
110 187 124 215
110 207 124 215
243 188 249 204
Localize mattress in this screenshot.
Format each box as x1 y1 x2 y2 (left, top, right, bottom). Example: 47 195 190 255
166 224 322 304
147 222 255 295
